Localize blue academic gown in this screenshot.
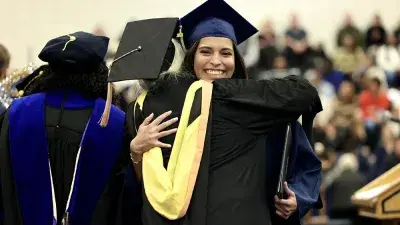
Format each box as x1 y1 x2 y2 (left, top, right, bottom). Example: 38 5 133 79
266 122 322 225
0 91 127 225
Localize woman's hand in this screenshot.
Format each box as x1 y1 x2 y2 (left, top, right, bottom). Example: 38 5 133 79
130 110 178 159
274 182 298 219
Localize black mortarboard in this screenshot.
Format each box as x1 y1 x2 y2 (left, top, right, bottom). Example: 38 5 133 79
107 17 179 82
99 18 180 127
179 0 258 49
38 31 109 70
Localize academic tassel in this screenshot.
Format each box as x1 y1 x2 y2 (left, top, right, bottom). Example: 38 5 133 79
99 45 142 127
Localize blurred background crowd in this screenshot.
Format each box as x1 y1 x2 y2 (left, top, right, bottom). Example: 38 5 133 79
1 1 399 225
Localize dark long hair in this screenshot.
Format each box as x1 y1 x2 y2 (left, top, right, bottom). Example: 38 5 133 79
180 40 248 79
24 62 120 103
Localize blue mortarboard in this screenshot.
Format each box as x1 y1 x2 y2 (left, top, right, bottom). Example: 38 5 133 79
179 0 258 49
38 31 109 68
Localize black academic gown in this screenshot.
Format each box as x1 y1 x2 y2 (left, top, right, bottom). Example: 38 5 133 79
123 75 322 225
0 90 131 225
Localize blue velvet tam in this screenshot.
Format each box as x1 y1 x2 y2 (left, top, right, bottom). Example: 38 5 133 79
38 31 109 67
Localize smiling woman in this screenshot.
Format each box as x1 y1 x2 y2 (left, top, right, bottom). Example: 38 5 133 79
181 36 246 81
181 37 247 81
194 37 235 81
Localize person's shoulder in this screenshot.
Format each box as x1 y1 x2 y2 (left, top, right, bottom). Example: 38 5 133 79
8 93 44 111
149 71 196 93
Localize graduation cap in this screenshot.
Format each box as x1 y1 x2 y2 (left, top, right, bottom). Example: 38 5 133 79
99 17 180 127
178 0 258 49
38 31 109 70
15 32 109 97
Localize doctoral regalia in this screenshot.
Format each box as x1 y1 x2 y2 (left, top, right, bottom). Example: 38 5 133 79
0 90 130 225
121 73 322 225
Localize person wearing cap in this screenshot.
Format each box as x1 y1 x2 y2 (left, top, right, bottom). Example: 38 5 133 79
114 35 185 225
110 6 321 225
173 2 324 219
0 31 165 225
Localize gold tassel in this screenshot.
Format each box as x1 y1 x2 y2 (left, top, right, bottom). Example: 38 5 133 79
99 82 113 127
176 24 187 52
98 44 142 127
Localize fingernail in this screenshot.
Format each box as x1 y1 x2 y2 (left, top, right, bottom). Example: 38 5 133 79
168 110 172 113
173 117 179 120
150 113 154 116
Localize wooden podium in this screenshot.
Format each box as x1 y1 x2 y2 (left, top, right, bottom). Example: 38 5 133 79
351 163 400 225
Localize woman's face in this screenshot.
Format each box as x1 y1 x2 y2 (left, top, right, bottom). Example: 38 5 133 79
193 37 235 82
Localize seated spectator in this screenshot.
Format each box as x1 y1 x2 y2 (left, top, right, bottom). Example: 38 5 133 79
359 77 391 150
285 14 308 51
359 77 391 120
324 81 366 152
0 43 10 79
240 20 279 79
325 153 366 225
336 13 364 48
375 33 400 87
333 34 367 76
368 122 399 181
283 14 316 72
365 14 387 49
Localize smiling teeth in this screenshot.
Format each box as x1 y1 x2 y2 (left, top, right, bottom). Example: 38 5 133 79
206 70 223 75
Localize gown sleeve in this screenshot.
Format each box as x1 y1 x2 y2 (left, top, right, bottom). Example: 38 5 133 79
286 122 322 219
266 122 322 224
212 75 322 134
115 102 143 225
